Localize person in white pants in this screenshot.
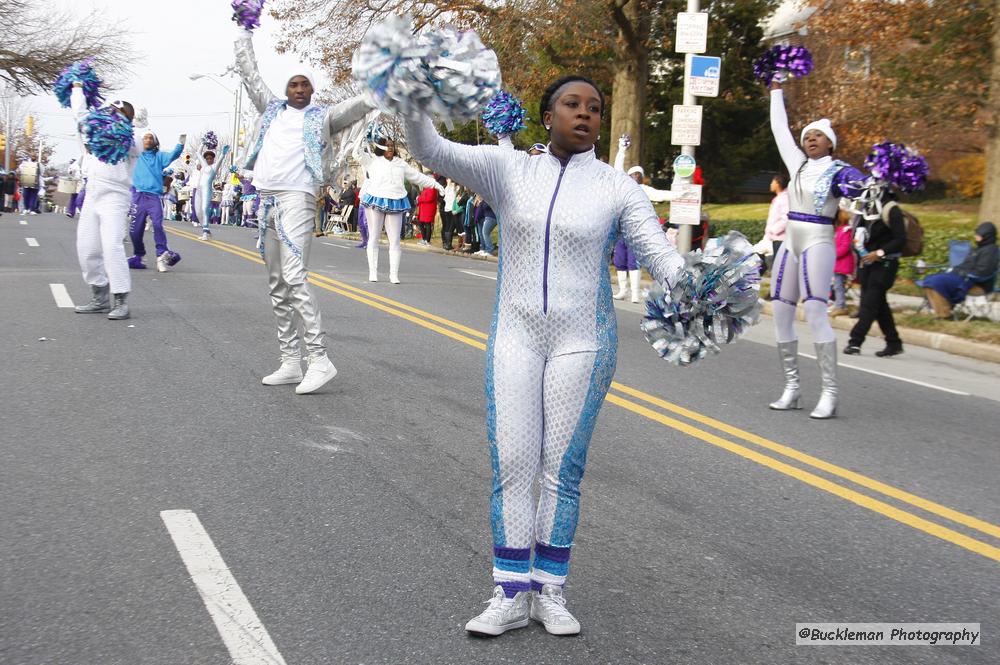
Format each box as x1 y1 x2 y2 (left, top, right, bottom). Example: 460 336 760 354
69 83 138 320
611 136 677 303
234 26 372 394
356 138 442 283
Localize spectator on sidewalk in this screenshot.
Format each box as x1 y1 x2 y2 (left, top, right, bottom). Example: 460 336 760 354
921 222 998 318
475 195 497 256
441 178 457 250
830 209 855 317
764 173 789 260
844 191 907 357
416 184 438 246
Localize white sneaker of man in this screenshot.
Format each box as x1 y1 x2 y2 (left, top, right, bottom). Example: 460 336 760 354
156 253 171 272
261 361 304 386
529 584 581 635
295 356 338 394
465 586 530 636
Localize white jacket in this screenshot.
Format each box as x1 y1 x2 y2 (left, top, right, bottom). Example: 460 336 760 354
357 148 441 200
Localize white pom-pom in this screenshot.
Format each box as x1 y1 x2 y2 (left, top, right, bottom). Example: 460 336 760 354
352 15 501 125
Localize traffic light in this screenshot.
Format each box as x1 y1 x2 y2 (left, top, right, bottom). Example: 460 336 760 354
0 134 5 152
25 115 34 137
238 126 246 147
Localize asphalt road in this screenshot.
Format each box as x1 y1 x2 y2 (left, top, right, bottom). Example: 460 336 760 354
2 211 998 665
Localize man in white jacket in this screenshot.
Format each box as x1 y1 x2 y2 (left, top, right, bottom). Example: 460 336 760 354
234 27 372 394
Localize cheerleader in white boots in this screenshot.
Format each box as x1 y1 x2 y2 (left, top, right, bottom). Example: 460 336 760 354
768 81 864 418
611 135 676 302
356 137 442 283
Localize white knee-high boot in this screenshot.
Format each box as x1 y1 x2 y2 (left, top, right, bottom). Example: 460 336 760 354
366 242 379 281
628 270 642 303
389 248 402 284
613 271 628 300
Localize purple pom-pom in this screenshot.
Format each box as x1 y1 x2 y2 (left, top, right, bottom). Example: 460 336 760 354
80 108 134 165
481 90 527 137
202 131 219 151
864 142 929 193
231 0 265 31
53 59 104 109
753 45 813 86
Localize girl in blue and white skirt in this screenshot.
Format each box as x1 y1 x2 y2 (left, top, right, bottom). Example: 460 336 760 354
357 138 443 283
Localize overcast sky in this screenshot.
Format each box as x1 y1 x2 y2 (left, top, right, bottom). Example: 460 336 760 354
29 0 330 164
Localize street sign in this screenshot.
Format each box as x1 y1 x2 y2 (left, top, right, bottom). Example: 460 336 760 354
688 55 721 97
671 105 703 146
672 154 697 179
669 183 703 226
675 12 708 54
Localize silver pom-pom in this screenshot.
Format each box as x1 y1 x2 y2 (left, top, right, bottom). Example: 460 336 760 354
641 232 763 365
352 15 501 125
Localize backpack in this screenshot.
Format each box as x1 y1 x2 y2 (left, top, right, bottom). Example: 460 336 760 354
881 201 923 257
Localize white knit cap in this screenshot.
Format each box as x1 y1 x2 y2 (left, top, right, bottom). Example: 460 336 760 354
627 165 645 177
800 119 837 150
284 66 316 89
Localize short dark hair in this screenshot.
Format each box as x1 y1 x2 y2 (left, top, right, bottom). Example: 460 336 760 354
539 75 605 125
204 150 216 159
772 172 789 189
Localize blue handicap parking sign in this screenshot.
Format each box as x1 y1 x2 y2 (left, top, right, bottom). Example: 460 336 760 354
691 56 721 79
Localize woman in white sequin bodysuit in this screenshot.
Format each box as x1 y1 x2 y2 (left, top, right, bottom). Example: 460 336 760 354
405 76 686 636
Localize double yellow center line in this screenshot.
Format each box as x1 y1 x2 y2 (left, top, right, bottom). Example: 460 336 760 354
166 225 1000 564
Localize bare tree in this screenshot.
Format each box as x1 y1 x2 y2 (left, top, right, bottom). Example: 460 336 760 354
0 0 133 93
981 0 1000 223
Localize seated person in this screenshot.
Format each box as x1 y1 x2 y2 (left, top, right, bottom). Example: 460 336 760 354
922 222 998 318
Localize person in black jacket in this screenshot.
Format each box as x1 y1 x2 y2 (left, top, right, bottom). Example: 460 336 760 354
921 222 998 318
844 192 907 357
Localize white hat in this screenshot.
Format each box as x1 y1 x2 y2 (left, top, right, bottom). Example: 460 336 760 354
800 119 837 150
283 66 316 89
627 165 645 177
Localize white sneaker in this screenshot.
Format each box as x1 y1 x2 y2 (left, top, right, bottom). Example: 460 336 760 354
156 253 170 272
200 231 211 241
465 586 530 636
295 356 338 394
530 584 581 635
191 221 198 227
261 361 303 385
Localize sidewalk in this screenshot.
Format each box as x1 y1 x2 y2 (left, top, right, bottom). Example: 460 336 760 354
323 230 1000 365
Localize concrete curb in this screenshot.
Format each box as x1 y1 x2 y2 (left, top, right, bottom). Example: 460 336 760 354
759 301 1000 365
323 232 1000 365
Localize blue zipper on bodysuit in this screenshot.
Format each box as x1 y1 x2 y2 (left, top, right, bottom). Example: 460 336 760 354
543 156 569 314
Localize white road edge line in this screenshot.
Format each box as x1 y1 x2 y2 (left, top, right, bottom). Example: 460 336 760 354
25 237 39 247
321 241 351 249
456 269 497 281
49 283 75 309
798 352 971 396
19 220 27 225
160 510 288 665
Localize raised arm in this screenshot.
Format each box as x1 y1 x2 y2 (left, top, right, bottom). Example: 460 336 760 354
613 136 627 173
641 183 677 203
325 96 373 137
234 29 277 113
403 115 507 206
498 135 514 151
769 89 805 175
618 178 685 287
402 162 444 192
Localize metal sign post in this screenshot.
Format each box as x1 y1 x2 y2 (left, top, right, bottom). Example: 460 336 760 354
672 0 705 254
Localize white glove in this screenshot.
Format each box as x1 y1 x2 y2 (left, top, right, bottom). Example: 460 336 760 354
618 134 631 151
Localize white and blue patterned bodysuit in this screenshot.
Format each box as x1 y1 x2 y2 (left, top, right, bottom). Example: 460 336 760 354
405 116 684 594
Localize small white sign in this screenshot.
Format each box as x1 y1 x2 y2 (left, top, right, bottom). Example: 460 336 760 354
676 12 708 54
671 105 703 146
669 183 703 226
688 55 721 97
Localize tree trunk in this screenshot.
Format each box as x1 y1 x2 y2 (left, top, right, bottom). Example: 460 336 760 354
609 0 649 169
979 0 1000 222
611 56 648 169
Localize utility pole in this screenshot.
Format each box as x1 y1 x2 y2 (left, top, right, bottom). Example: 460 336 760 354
671 0 706 254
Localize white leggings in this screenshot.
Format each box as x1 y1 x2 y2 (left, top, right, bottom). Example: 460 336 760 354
76 188 131 294
770 241 835 344
365 208 403 276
